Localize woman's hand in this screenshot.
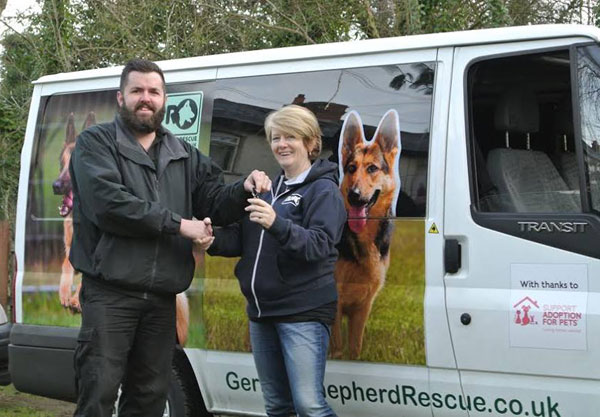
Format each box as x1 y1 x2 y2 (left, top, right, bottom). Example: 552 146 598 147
246 198 276 229
194 217 214 251
194 235 215 251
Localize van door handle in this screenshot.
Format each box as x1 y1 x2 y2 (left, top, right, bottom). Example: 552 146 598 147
444 239 461 273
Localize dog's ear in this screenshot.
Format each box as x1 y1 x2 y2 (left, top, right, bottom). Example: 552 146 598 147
374 109 400 154
339 111 364 165
83 111 96 129
66 113 76 145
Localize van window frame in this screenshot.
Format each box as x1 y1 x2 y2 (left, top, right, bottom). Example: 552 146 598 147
570 41 600 214
464 42 600 260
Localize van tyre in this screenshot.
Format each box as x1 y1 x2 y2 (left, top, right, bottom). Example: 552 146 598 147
170 346 213 417
112 348 212 417
167 363 188 417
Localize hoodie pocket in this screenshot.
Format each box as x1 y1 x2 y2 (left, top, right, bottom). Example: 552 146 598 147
251 252 290 301
276 253 317 288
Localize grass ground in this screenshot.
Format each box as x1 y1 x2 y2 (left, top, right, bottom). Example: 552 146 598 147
0 384 75 417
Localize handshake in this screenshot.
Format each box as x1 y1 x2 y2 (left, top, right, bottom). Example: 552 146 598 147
178 169 273 250
179 217 214 250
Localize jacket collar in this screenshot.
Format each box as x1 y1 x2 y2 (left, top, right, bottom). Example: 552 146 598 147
156 129 189 178
115 116 189 177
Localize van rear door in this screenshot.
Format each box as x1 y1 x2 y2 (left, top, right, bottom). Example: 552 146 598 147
443 38 600 417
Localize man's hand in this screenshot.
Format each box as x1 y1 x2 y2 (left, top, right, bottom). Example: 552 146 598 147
244 170 271 195
179 218 213 240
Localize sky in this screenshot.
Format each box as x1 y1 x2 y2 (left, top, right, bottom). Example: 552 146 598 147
1 0 40 35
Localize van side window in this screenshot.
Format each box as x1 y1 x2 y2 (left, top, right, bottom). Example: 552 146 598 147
468 50 581 213
210 132 240 172
210 64 435 218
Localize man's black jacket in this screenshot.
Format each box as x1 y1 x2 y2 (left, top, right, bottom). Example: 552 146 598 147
69 116 249 295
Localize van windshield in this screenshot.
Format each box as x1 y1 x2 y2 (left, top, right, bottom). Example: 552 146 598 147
576 44 600 212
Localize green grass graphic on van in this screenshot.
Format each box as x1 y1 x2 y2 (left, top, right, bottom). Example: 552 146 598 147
21 219 424 365
201 220 426 365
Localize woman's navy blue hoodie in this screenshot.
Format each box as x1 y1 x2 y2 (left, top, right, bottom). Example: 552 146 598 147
208 158 346 319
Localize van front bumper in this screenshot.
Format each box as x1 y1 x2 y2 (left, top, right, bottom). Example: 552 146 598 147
0 322 11 385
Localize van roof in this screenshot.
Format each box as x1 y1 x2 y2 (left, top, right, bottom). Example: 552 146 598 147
34 24 600 85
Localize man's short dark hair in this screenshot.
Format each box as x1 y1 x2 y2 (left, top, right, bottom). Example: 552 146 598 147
120 59 166 93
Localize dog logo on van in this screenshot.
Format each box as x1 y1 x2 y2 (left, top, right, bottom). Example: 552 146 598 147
162 92 203 147
514 296 539 326
167 98 198 130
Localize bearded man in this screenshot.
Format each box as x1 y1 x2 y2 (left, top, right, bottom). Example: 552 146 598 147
69 58 271 417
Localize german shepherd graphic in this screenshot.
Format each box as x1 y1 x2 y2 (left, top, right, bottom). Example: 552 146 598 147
331 109 401 359
53 112 95 312
53 113 190 345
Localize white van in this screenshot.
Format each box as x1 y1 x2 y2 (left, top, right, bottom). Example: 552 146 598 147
9 24 600 417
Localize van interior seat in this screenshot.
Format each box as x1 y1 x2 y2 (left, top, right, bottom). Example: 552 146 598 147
557 152 579 191
486 87 580 213
487 148 580 212
553 102 580 191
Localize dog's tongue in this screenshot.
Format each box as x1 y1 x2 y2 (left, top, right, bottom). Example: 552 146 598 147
348 206 367 233
59 191 73 217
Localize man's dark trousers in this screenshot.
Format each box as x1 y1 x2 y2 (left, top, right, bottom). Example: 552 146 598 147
73 277 176 417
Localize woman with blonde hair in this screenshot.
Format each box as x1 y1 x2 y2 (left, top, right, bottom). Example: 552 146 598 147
202 105 345 416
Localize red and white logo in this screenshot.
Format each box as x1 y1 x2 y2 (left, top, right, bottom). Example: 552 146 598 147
513 296 539 326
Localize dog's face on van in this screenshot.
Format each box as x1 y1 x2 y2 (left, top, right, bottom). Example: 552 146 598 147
340 110 400 233
53 112 96 217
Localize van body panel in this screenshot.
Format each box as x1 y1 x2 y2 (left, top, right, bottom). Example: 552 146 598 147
424 46 454 369
14 85 43 323
187 349 434 417
459 370 600 416
425 46 469 417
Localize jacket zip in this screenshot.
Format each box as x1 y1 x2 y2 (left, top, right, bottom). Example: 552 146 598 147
147 172 161 297
249 176 287 317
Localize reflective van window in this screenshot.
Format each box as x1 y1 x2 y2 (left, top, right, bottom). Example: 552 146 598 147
210 64 434 218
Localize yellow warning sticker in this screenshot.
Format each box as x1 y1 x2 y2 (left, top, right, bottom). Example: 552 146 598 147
428 223 439 234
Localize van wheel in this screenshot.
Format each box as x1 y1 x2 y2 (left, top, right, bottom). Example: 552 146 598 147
170 348 213 417
112 348 212 417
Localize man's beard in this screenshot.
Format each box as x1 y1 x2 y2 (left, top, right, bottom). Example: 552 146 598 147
119 102 166 134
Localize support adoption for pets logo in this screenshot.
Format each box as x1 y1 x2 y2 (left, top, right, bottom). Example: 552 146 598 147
513 296 539 326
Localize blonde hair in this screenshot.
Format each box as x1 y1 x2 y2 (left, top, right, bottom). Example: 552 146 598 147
264 105 322 160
